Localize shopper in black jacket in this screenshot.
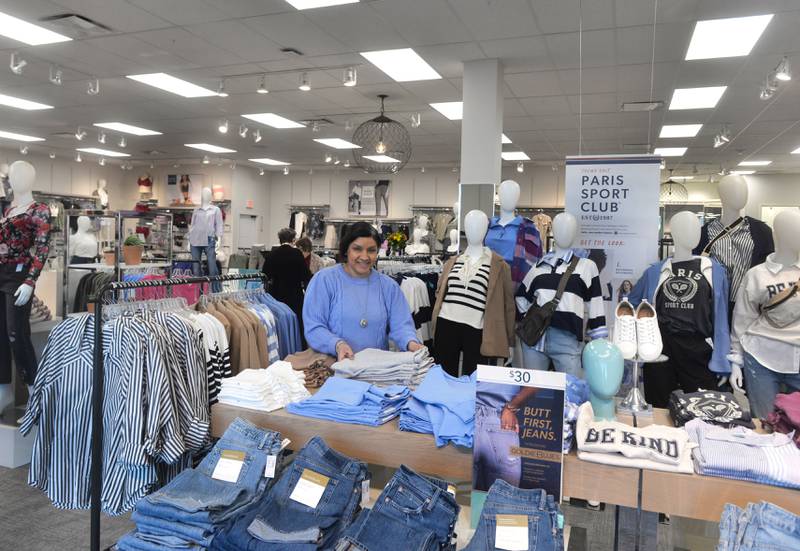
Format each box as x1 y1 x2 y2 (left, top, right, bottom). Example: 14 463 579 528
263 228 312 344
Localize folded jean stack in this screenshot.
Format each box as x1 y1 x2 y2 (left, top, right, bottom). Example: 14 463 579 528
399 365 476 447
117 418 284 551
685 418 800 489
763 392 800 448
285 348 336 388
464 480 563 551
217 362 310 412
332 347 434 388
286 377 410 426
717 501 800 551
668 389 755 428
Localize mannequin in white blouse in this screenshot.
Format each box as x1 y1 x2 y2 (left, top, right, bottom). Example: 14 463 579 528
405 214 431 255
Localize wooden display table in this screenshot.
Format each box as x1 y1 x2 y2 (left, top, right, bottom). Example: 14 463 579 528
211 404 800 523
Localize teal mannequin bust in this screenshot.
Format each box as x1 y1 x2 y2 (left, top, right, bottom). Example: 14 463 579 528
582 339 624 421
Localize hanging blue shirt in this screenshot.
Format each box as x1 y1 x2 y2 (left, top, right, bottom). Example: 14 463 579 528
485 215 523 264
303 265 418 356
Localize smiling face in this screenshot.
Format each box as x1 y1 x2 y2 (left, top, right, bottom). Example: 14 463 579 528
346 236 379 277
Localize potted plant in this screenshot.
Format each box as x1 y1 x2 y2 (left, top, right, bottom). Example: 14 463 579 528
387 231 407 255
122 235 145 265
103 249 116 266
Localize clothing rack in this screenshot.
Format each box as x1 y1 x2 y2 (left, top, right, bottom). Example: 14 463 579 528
409 205 454 213
288 204 330 212
88 272 268 551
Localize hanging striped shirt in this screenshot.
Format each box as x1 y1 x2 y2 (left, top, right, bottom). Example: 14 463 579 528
702 218 755 302
438 257 491 329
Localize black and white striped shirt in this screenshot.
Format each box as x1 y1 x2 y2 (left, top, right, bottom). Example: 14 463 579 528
438 254 491 329
702 218 755 302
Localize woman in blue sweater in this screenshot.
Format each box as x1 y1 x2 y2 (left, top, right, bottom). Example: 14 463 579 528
303 222 422 361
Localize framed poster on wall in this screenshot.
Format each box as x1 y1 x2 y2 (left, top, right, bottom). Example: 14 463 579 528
167 173 204 206
348 179 390 216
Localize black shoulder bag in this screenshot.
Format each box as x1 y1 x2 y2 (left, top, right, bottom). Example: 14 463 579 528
516 256 580 347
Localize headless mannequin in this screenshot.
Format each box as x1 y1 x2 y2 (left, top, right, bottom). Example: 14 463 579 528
69 216 98 263
94 179 109 209
729 210 800 392
497 180 521 226
405 214 430 255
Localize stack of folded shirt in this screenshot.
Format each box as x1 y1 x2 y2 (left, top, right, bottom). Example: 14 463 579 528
763 392 800 448
286 377 410 426
285 348 336 388
332 347 434 388
686 418 800 488
399 366 475 447
217 362 310 412
668 389 754 428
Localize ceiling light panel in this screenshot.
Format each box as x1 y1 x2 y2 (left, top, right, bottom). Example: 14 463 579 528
738 160 771 166
659 124 703 138
361 48 442 82
93 122 162 136
313 138 361 149
501 134 512 144
0 130 44 142
501 151 530 161
669 86 727 110
363 155 401 163
730 170 755 175
0 93 53 111
0 11 72 45
249 158 291 166
185 143 237 153
76 147 130 157
126 73 218 98
792 146 800 154
286 0 359 9
242 113 305 129
685 15 773 60
430 101 463 120
654 147 687 157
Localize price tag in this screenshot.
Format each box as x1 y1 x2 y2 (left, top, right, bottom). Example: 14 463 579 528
361 478 371 507
446 484 457 498
280 438 292 451
264 455 277 478
495 514 528 551
289 468 330 509
211 450 245 483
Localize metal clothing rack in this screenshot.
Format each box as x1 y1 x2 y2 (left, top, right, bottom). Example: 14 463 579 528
88 272 268 551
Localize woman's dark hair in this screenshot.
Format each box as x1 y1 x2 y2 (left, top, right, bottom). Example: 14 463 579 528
296 237 312 253
338 221 382 262
278 227 297 244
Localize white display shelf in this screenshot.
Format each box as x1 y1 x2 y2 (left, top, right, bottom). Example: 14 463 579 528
68 262 172 270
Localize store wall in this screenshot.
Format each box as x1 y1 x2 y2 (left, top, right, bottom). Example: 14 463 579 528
681 174 800 220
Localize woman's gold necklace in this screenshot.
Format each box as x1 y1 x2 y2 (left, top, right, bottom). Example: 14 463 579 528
359 271 371 328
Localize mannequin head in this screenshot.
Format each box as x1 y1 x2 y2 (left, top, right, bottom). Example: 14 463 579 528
448 228 458 248
498 180 520 213
669 211 701 252
552 212 578 251
582 339 624 421
0 163 8 178
773 210 800 262
464 209 489 247
417 214 429 230
452 201 459 219
718 175 749 212
77 215 92 233
9 160 35 197
201 187 212 205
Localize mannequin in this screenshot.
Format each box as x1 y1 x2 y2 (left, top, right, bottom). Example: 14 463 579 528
516 213 607 377
446 229 459 253
69 216 98 264
405 214 430 255
137 172 153 200
432 210 515 376
93 178 109 209
0 161 51 413
485 180 542 284
188 187 223 292
729 210 800 416
629 211 731 408
441 201 460 252
694 175 774 309
582 339 624 421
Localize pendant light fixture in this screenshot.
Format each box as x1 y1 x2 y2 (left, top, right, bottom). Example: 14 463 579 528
351 94 412 173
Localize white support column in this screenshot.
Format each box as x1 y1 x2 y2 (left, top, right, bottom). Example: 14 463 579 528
460 59 504 186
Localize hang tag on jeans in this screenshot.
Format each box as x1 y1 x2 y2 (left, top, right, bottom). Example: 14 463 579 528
280 438 292 451
446 484 457 498
495 514 528 551
264 455 277 479
211 450 245 483
289 468 329 509
361 478 371 507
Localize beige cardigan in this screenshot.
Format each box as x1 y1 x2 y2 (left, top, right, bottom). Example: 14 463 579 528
431 251 516 358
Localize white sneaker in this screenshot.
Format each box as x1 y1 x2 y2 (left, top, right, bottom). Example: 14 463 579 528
613 299 637 360
635 300 663 361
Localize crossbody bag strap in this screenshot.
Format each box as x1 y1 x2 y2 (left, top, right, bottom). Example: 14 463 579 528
553 256 580 304
762 277 800 311
702 216 744 256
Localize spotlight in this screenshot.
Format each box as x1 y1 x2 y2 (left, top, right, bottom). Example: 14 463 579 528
516 162 524 173
230 161 236 170
149 162 155 169
202 155 210 165
775 56 792 81
760 76 777 100
75 153 82 163
714 124 731 148
87 77 100 95
259 168 265 176
343 160 350 168
98 131 106 144
452 167 458 173
253 129 262 143
257 75 269 94
218 119 229 134
660 159 666 170
345 120 353 131
299 72 311 91
324 153 332 163
75 127 87 141
99 157 106 166
420 166 425 173
311 121 320 133
9 52 26 75
49 152 56 159
19 145 28 155
309 168 314 175
343 67 357 87
118 136 127 148
49 64 63 85
283 166 290 175
333 156 341 165
238 124 249 138
217 80 228 97
411 113 421 128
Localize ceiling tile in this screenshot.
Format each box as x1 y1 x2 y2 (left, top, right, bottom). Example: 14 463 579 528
48 0 171 32
133 27 244 66
446 0 540 41
519 95 571 116
531 0 615 33
127 0 227 25
370 0 471 46
505 71 563 97
301 4 408 52
545 29 616 69
244 12 351 57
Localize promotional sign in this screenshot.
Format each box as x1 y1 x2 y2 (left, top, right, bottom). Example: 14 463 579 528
564 155 661 325
167 173 204 206
348 179 390 216
472 365 565 523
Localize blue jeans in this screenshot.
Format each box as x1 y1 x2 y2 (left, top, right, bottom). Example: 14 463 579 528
464 480 563 551
117 530 203 550
473 405 521 492
743 353 800 418
211 436 369 551
335 465 460 551
131 511 214 547
191 235 221 293
521 327 583 378
717 501 800 551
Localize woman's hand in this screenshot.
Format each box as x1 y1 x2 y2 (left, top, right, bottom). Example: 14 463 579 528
500 407 519 432
336 340 354 361
407 341 423 352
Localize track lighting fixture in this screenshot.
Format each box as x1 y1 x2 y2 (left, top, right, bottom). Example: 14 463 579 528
452 167 458 173
259 168 265 176
760 76 777 100
411 113 421 128
299 72 310 91
75 153 82 163
98 131 106 144
713 125 731 148
343 67 357 87
660 160 666 170
9 52 26 75
311 121 320 133
516 162 524 173
333 156 340 165
75 127 87 141
230 161 236 170
49 64 63 85
19 145 28 155
202 155 210 165
283 166 290 175
218 119 229 134
217 80 228 97
420 166 425 173
253 129 262 143
99 157 106 166
257 75 269 94
309 168 313 175
238 124 249 138
343 160 350 168
87 77 100 96
118 136 127 148
775 56 792 81
49 152 56 159
149 162 155 169
345 120 353 131
324 153 332 163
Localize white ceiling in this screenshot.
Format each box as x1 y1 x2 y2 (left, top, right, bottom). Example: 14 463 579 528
0 0 799 178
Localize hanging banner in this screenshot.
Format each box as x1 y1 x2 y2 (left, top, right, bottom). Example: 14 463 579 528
564 155 661 325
